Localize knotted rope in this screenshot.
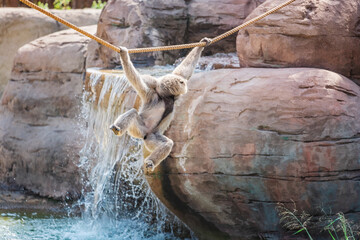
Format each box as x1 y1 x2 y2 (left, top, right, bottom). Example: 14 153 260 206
19 0 296 53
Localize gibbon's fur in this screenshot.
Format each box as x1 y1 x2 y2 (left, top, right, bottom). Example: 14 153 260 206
110 38 210 171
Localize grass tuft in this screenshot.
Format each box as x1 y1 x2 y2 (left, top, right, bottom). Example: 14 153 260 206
276 203 360 240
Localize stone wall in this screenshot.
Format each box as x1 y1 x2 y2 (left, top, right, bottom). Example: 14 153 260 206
0 26 97 201
0 8 101 95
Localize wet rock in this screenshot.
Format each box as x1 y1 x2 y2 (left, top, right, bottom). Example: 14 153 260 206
0 8 101 95
146 68 360 239
86 0 265 68
0 190 67 213
0 26 97 201
236 0 360 85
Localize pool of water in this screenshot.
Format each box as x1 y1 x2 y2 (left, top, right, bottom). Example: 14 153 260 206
0 211 181 240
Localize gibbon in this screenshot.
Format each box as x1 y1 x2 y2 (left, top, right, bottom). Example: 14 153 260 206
110 38 210 171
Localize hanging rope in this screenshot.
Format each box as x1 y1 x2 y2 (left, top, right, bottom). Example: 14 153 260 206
19 0 296 54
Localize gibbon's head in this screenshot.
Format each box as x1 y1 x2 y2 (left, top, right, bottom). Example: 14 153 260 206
158 74 187 96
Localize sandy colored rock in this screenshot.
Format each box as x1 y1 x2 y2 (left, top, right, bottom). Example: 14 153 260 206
0 8 101 95
236 0 360 84
146 68 360 239
86 0 264 68
0 26 97 201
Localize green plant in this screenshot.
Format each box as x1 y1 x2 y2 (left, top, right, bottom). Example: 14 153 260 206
276 203 360 240
91 0 106 9
37 1 49 9
324 213 359 240
53 0 71 10
276 203 313 240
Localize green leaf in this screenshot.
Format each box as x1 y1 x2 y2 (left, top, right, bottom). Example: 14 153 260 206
293 228 305 235
328 230 336 240
326 217 341 228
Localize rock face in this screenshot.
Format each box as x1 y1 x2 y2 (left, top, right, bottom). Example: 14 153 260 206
0 26 97 201
186 0 265 54
236 0 360 84
86 0 265 68
0 8 101 95
146 68 360 239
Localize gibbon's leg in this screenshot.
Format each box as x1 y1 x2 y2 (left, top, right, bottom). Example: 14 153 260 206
172 37 211 80
119 47 148 101
110 108 144 137
143 133 174 171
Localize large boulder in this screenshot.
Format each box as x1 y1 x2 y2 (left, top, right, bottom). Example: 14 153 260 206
236 0 360 85
0 26 97 201
146 68 360 239
86 0 265 68
0 8 101 95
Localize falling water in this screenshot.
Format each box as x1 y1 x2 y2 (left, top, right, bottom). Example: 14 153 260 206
75 67 192 239
0 67 193 240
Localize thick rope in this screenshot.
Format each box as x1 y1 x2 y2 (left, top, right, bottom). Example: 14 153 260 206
19 0 296 53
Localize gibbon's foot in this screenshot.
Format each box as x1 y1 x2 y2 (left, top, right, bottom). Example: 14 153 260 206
109 124 124 136
200 37 212 46
145 159 155 172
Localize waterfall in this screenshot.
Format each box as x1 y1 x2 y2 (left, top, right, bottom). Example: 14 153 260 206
76 68 192 239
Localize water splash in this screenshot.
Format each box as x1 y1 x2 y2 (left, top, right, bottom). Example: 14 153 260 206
77 67 192 239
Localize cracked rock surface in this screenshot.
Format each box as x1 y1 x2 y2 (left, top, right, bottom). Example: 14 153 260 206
0 26 97 201
147 68 360 239
236 0 360 85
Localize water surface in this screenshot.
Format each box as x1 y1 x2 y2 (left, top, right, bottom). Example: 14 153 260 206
0 211 179 240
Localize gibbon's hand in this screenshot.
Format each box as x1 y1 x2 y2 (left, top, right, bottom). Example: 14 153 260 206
119 46 128 56
200 37 212 46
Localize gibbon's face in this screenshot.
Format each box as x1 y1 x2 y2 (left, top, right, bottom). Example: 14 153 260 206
159 74 187 96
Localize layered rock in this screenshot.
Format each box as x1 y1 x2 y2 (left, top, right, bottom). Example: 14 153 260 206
0 26 97 201
0 8 101 95
86 0 264 68
146 68 360 239
236 0 360 84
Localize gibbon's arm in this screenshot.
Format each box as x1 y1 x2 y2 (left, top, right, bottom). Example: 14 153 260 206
142 75 158 89
172 38 211 80
172 46 204 80
119 47 148 100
